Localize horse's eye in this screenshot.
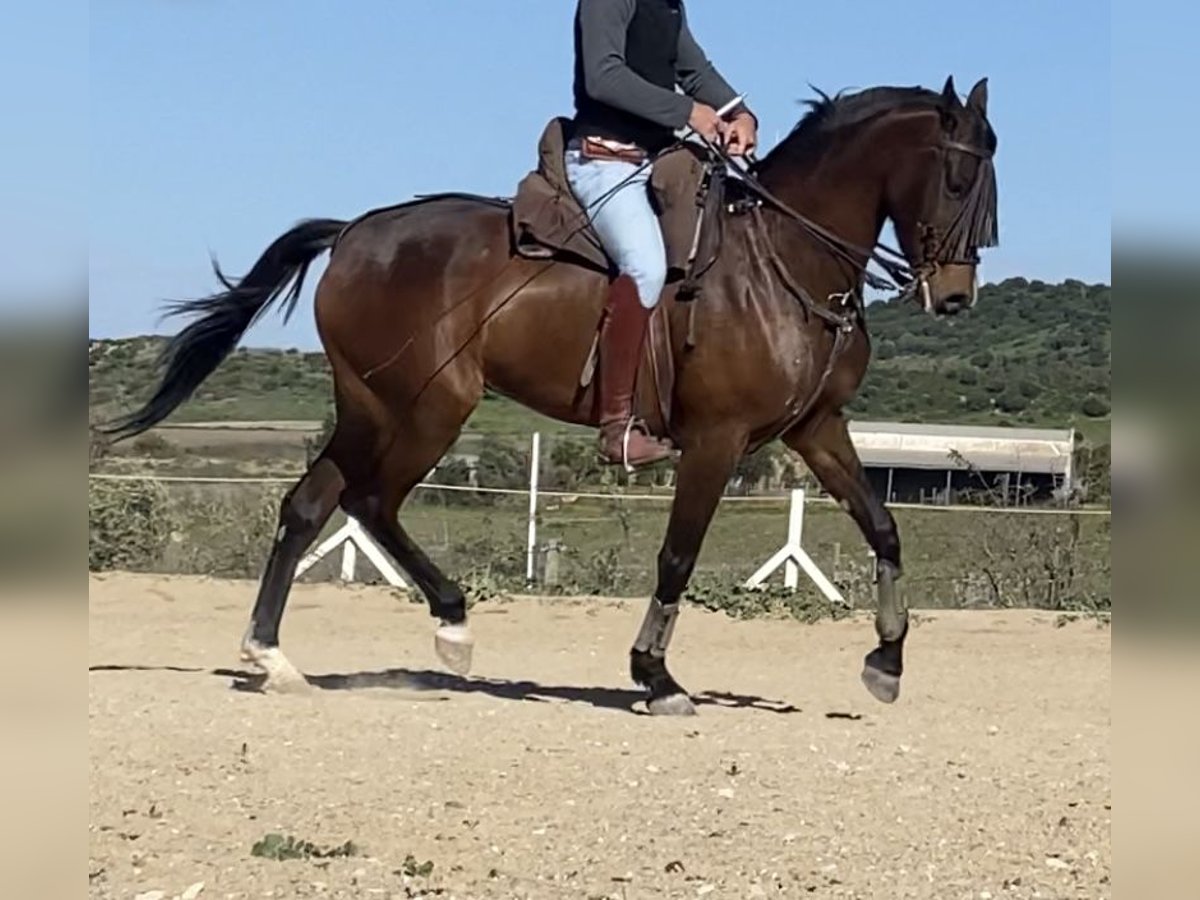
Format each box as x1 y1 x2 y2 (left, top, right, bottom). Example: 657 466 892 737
944 160 970 198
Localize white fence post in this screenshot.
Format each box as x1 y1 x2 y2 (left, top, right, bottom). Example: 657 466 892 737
339 536 358 582
783 490 803 589
745 489 847 605
294 517 409 588
526 431 541 584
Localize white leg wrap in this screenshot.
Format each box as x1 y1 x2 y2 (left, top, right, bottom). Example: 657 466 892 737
240 637 310 694
632 598 680 659
434 621 475 676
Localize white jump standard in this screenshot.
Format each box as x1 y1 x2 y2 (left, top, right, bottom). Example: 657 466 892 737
744 489 847 605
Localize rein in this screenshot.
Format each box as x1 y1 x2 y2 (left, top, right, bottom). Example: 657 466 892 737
691 136 914 294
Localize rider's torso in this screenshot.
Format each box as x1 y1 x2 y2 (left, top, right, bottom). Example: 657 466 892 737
572 0 683 154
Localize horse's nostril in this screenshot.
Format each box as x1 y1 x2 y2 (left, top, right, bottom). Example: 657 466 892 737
941 293 970 315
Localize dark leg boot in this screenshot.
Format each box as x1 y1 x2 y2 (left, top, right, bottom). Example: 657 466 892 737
596 275 675 469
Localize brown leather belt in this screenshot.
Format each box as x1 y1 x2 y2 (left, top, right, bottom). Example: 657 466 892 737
580 136 648 164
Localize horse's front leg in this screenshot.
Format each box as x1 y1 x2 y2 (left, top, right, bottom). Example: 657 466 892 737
630 432 746 715
784 412 908 703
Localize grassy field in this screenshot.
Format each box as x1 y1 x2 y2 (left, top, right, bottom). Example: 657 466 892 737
89 477 1110 613
381 491 1110 609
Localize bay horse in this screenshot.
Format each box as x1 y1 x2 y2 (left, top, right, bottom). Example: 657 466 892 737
103 76 998 714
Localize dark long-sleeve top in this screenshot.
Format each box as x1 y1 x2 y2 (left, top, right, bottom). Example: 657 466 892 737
575 0 741 130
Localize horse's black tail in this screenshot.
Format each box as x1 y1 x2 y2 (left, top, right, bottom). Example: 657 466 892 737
98 217 347 443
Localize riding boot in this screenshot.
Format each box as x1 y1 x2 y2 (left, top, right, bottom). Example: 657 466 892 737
596 275 675 469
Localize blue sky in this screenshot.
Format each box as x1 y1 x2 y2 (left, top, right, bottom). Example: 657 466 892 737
81 1 1110 349
1 1 87 315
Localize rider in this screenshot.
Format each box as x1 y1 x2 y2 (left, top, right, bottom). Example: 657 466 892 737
568 0 757 468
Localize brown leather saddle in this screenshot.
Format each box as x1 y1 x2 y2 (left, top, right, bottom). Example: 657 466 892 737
509 117 729 438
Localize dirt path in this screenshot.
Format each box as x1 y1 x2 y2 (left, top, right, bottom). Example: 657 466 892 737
89 573 1110 899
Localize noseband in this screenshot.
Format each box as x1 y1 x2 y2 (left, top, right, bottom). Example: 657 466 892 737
910 136 999 311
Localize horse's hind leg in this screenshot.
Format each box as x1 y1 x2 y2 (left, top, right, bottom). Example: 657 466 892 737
342 430 475 675
784 412 907 704
331 350 482 672
240 454 346 692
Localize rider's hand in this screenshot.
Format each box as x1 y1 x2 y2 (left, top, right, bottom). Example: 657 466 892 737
724 111 758 157
687 102 726 144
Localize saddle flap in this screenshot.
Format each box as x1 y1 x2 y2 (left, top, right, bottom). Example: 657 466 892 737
511 118 609 272
642 302 677 439
512 171 570 260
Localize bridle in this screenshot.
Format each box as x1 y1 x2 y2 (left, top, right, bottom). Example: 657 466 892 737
689 125 997 312
906 136 999 311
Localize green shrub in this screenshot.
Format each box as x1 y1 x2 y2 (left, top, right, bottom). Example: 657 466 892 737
545 437 603 491
959 389 991 412
995 389 1027 413
170 491 280 578
89 480 174 571
475 436 528 490
732 444 780 492
983 374 1006 394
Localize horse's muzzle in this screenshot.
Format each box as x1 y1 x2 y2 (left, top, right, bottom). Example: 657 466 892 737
940 294 970 316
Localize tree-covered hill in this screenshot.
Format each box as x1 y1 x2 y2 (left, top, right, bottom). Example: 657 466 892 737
851 277 1110 434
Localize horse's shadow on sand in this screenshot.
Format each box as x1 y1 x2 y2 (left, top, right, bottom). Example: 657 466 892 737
89 664 802 715
220 667 804 715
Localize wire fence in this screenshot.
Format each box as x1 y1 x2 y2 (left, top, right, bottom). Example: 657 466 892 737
89 456 1111 611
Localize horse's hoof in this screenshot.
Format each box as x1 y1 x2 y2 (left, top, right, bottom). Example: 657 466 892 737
647 692 697 716
435 622 474 676
241 642 311 694
263 671 312 695
861 664 901 704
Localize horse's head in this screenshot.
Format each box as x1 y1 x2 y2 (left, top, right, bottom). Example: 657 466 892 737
884 76 998 316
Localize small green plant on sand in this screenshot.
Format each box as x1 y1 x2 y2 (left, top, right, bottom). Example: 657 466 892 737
250 833 359 861
400 854 435 878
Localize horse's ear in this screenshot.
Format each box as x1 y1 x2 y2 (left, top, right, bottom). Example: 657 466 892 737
941 76 962 108
966 77 989 116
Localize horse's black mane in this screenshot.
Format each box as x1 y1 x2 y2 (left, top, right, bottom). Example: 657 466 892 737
774 85 945 159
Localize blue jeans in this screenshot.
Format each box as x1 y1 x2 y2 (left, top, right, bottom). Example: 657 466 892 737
564 146 668 309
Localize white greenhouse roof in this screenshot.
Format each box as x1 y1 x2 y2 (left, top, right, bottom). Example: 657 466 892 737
847 421 1076 474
